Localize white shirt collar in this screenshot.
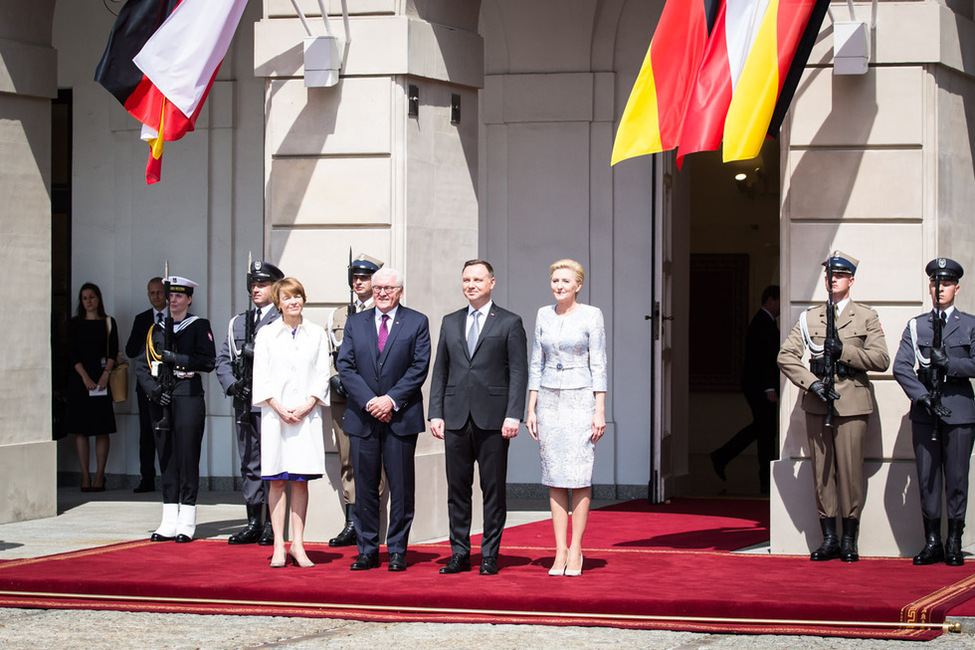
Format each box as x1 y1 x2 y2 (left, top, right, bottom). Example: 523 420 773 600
835 297 851 315
468 301 492 319
376 305 398 327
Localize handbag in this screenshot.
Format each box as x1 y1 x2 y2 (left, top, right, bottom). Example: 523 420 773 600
106 318 128 403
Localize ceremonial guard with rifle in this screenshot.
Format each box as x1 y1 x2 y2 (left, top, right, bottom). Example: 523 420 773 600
893 258 975 566
326 253 384 547
215 260 284 545
136 274 216 543
778 251 889 562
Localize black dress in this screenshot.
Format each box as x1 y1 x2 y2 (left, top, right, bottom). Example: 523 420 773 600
66 317 119 436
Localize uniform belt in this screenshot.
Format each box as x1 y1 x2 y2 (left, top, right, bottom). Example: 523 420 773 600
809 358 857 379
917 367 970 388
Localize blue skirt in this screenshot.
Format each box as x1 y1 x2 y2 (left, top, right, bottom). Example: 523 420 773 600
262 472 322 482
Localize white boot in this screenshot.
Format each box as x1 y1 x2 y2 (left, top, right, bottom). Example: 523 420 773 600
152 503 179 541
175 504 197 542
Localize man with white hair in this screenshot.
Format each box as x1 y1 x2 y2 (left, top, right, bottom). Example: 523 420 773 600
337 267 431 572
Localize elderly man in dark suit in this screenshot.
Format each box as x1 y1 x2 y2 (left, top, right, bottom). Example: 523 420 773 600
711 285 780 494
125 277 168 493
337 267 431 572
894 257 975 566
429 259 528 575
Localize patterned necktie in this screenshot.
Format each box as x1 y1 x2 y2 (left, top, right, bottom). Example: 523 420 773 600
468 311 480 356
378 314 389 352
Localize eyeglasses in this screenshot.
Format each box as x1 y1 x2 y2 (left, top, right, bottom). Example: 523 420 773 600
372 286 401 295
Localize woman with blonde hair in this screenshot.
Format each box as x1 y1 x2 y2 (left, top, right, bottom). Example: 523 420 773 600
527 259 607 576
252 277 330 568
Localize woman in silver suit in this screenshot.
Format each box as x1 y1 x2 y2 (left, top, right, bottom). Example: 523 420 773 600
526 259 607 577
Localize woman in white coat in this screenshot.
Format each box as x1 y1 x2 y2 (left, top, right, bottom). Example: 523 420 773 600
252 277 329 568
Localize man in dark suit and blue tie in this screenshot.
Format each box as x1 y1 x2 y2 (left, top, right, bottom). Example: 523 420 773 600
337 267 431 572
125 277 168 493
429 259 528 575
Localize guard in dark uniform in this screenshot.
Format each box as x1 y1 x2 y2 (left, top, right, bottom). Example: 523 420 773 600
893 258 975 566
215 260 284 545
326 253 383 546
136 276 216 543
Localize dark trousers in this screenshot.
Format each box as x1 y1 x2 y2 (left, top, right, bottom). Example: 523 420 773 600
135 387 157 482
445 417 509 559
349 427 417 556
714 389 777 492
234 409 265 506
151 395 206 505
913 421 975 520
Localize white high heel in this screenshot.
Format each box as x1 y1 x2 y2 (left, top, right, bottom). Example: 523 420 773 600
565 554 583 577
548 557 567 576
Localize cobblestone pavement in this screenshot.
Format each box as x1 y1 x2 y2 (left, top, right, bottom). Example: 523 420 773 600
0 489 971 649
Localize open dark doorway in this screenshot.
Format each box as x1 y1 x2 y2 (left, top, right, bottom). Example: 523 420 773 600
51 89 72 443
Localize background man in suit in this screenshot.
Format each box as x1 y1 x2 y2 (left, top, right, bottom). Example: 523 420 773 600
778 251 889 563
429 259 528 576
215 260 284 545
337 267 430 572
125 277 167 493
326 253 384 547
711 285 780 494
893 258 975 566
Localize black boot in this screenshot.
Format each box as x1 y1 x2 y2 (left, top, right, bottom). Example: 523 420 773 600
913 518 944 565
258 502 274 546
945 518 966 566
228 504 263 545
810 518 840 561
840 517 859 562
329 504 357 547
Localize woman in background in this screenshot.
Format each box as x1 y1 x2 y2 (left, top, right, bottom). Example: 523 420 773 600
67 282 118 492
526 259 607 577
252 277 330 568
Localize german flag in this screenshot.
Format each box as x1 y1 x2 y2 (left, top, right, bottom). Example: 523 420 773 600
722 0 830 162
611 1 721 166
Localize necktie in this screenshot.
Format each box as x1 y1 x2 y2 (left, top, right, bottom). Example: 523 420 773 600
940 312 947 328
356 302 365 314
254 309 261 327
378 314 389 352
156 312 164 324
468 311 480 356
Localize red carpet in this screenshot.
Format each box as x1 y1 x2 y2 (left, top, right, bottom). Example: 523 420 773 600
1 498 973 640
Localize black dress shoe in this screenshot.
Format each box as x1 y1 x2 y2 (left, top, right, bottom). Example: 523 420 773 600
175 534 193 544
439 554 471 574
710 451 727 481
133 481 155 494
350 553 380 571
479 557 499 575
329 522 357 547
258 521 275 546
150 533 174 542
388 552 407 572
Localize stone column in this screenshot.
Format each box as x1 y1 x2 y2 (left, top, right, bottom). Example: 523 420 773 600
0 1 58 523
255 1 483 542
773 2 975 555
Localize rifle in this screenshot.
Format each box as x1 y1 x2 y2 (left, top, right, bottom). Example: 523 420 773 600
823 265 838 429
346 247 355 317
232 252 257 424
153 262 176 434
930 275 945 442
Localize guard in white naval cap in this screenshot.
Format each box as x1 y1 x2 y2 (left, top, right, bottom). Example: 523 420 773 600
136 275 216 543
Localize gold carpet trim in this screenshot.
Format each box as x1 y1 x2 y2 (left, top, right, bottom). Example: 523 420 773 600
0 589 958 633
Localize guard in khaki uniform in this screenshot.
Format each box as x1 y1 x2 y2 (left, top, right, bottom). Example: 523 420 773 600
326 253 384 546
893 258 975 566
778 251 889 562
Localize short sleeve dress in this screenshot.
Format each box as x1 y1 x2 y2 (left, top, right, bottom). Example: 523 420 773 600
66 316 119 436
528 304 607 488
